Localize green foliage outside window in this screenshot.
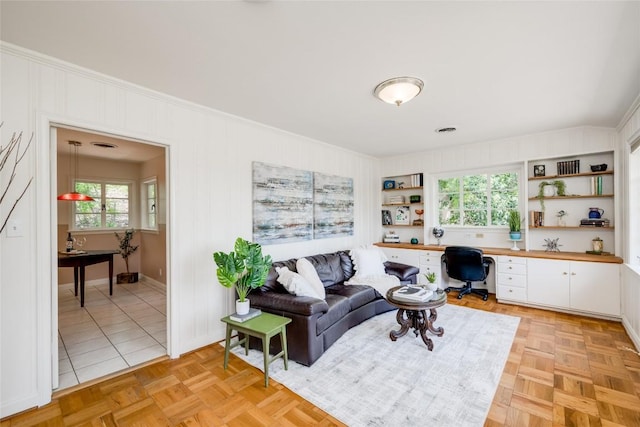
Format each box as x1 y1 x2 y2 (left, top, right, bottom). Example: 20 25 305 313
438 171 518 227
73 181 130 229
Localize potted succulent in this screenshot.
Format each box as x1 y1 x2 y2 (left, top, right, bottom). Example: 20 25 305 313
423 272 438 291
537 180 566 210
508 210 522 240
214 237 272 315
115 229 139 283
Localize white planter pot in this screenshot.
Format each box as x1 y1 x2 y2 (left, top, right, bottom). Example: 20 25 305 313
543 185 556 197
236 299 250 315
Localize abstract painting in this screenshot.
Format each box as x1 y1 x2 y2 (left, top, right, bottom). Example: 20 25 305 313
252 162 313 244
313 172 354 239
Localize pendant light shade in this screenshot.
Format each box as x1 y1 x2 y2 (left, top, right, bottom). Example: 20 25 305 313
374 76 424 106
57 140 95 201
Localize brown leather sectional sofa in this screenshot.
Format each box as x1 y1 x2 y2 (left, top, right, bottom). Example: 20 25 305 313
248 250 419 366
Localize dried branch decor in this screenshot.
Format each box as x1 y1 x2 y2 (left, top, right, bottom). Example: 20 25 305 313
1 124 33 234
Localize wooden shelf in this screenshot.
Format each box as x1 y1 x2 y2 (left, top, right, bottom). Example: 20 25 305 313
529 226 614 230
528 194 613 201
382 224 423 228
382 186 422 192
382 202 423 206
528 170 613 181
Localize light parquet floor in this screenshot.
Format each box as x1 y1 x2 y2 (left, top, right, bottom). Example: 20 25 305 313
3 295 640 426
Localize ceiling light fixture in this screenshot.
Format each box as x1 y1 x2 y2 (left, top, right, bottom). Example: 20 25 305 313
57 141 95 201
91 141 118 149
374 76 424 106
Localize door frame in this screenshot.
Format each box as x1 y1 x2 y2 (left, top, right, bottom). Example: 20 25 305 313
36 113 174 403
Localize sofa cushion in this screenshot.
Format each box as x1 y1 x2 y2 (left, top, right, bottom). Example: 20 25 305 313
276 266 322 298
303 252 346 287
262 259 298 293
316 294 351 335
296 258 326 299
326 283 377 311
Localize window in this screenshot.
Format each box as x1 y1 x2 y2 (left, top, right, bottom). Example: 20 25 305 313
142 178 157 230
438 170 519 227
73 180 131 230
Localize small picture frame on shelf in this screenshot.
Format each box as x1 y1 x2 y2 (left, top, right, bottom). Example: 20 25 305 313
383 180 395 190
533 165 545 177
395 206 410 225
382 210 392 225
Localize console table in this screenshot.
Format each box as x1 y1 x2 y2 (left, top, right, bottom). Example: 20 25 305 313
58 250 119 307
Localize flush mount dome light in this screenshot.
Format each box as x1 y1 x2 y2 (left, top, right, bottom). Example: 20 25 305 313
374 76 424 106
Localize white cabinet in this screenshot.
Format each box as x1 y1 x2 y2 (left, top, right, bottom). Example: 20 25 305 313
527 259 571 308
418 251 444 288
496 256 527 302
527 258 620 316
381 247 421 267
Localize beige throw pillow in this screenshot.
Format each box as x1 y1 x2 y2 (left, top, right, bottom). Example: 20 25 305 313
276 266 321 298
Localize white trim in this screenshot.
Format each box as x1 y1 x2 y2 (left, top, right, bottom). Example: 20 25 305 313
617 92 640 132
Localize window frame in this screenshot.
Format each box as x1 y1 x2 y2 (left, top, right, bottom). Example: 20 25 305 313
435 166 522 229
70 178 134 232
141 177 158 231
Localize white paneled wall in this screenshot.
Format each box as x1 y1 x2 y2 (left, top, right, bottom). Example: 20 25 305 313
0 43 379 417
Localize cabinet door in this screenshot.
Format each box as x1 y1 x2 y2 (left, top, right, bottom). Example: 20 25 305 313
527 258 571 308
381 248 421 267
570 262 620 316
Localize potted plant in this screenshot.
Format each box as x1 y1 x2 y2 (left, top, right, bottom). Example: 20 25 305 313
557 210 568 227
115 229 139 283
214 237 272 315
423 272 438 291
508 210 522 240
537 180 566 210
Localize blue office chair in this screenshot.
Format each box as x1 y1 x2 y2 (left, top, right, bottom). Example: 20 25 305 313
442 246 490 301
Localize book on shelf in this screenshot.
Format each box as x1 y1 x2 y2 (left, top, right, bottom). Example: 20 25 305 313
529 210 544 227
409 173 423 188
392 286 433 302
229 307 262 322
557 159 579 175
590 176 604 195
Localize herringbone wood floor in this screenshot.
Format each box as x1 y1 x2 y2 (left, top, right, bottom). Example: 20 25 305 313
3 295 640 426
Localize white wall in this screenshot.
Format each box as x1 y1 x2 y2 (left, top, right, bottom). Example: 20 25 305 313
0 43 380 417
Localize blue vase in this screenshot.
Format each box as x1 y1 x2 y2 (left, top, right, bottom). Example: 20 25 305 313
509 231 521 240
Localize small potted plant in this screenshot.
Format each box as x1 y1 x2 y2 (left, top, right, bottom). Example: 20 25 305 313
214 237 272 315
557 210 568 227
115 229 139 283
537 180 566 210
423 272 438 291
508 210 522 240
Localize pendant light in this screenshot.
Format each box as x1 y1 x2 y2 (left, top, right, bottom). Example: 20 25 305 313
57 141 95 201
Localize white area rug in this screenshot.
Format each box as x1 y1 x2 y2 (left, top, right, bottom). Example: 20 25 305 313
229 304 520 426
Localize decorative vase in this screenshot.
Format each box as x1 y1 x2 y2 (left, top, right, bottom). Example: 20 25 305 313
558 217 566 227
592 239 603 253
236 299 250 315
509 231 521 240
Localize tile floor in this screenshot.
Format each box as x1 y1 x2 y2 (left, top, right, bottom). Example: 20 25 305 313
56 279 167 390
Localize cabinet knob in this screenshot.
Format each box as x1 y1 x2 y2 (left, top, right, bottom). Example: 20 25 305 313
509 289 513 292
508 259 512 262
571 272 576 276
562 272 568 275
508 266 512 270
508 277 512 280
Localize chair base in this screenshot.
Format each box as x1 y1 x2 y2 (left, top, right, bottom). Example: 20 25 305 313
445 282 489 301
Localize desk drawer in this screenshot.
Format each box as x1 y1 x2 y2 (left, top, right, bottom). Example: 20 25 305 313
497 273 526 288
497 284 527 302
419 252 443 266
498 255 526 265
497 262 527 275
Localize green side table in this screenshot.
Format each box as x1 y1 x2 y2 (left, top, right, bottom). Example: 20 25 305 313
221 312 292 387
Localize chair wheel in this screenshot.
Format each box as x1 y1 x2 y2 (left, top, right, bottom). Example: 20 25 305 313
457 294 463 299
445 289 450 293
483 295 488 301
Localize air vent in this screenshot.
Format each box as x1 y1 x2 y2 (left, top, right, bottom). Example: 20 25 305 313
435 127 457 133
91 142 118 149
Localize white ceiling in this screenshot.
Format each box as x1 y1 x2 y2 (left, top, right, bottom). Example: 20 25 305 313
2 1 640 159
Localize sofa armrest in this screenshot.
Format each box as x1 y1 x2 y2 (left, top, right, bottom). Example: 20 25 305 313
250 291 329 316
384 261 420 283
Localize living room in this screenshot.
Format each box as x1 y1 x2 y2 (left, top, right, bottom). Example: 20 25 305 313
1 1 639 425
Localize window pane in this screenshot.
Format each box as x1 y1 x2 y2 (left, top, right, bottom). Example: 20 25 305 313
440 210 460 225
147 183 156 198
75 182 101 197
106 214 129 228
147 199 156 212
464 210 487 226
463 191 487 209
105 184 128 198
438 177 459 193
75 213 100 228
148 214 156 228
105 199 129 213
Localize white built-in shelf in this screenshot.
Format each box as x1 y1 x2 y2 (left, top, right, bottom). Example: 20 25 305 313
528 194 613 201
382 186 423 192
528 170 613 181
529 226 614 230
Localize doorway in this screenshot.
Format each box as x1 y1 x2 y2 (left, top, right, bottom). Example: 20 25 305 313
53 125 169 390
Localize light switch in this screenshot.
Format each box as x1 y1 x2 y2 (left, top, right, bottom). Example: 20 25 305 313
6 219 23 237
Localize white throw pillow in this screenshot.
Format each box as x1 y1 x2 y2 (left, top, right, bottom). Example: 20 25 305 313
275 266 321 298
350 245 388 277
296 258 326 299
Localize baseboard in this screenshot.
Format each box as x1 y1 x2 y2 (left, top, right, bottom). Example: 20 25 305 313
139 275 166 294
622 315 640 353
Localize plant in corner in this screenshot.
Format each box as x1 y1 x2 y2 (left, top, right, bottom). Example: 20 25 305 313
508 210 522 240
115 229 139 283
214 237 272 315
